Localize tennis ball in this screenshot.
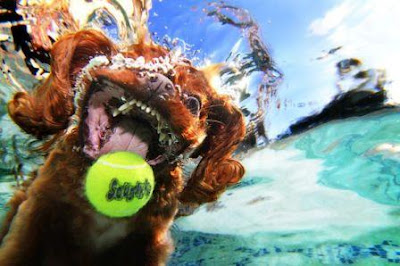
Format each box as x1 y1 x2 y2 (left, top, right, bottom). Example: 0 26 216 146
84 151 155 218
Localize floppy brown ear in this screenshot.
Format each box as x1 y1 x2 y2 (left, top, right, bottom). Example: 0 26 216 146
8 30 115 138
180 96 246 205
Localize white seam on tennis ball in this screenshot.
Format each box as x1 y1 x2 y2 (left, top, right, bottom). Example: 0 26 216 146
97 160 149 170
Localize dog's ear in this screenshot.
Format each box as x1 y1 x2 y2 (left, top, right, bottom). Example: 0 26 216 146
8 30 115 138
180 95 246 205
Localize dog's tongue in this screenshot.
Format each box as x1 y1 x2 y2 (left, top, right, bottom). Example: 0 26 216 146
99 120 151 158
83 89 154 159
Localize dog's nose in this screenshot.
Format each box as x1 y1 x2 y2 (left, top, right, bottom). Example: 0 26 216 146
146 73 176 99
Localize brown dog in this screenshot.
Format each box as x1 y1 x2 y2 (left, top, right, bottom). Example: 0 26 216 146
0 29 245 265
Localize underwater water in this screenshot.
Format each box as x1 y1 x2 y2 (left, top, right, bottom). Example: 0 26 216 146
1 0 400 265
171 109 400 265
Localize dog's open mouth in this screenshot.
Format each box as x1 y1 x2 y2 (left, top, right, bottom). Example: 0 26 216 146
80 78 181 166
72 53 205 166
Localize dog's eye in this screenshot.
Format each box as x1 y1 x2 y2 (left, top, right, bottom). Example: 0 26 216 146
185 96 201 116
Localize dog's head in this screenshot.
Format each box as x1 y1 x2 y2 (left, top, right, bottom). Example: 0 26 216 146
8 30 245 205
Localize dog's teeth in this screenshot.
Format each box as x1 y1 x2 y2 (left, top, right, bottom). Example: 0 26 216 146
136 56 145 66
112 109 120 117
86 73 93 81
151 109 156 116
141 104 146 110
160 65 168 74
118 102 130 112
159 133 167 141
175 84 181 94
168 139 172 146
145 107 151 113
156 113 160 121
129 99 137 105
122 105 133 114
136 101 142 107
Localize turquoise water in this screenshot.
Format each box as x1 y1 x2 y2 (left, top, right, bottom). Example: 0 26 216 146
169 109 400 265
295 110 400 207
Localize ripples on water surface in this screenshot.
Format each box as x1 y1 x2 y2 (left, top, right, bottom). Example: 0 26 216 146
1 0 400 265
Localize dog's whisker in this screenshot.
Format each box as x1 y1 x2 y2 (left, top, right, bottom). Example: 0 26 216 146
203 103 226 110
206 119 226 126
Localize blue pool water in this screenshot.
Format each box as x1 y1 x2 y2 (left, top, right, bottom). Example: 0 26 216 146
169 109 400 265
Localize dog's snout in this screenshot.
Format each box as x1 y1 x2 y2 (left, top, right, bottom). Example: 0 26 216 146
147 73 176 99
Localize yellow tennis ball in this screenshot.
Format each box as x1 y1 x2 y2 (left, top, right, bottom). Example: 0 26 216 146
84 151 155 218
